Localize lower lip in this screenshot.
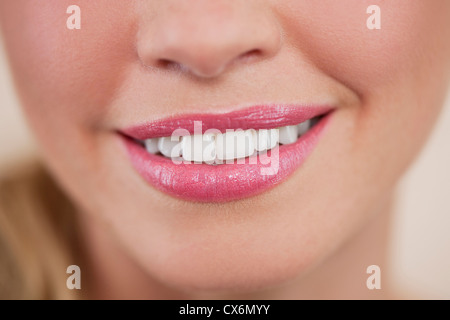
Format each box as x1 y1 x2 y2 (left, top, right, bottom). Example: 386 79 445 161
122 114 332 203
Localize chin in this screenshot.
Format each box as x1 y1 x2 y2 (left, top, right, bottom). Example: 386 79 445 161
136 232 318 295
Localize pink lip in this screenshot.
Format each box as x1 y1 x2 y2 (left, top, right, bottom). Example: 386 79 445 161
121 105 333 202
123 105 331 139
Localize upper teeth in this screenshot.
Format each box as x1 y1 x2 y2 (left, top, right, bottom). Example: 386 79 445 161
142 120 312 164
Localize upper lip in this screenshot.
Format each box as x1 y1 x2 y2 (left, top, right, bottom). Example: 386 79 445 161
121 105 333 140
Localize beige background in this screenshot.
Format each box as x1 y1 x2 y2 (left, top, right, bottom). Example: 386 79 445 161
1 38 450 299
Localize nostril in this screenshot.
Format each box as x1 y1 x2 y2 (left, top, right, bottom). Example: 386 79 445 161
154 49 263 77
156 59 188 73
237 49 262 63
157 59 176 69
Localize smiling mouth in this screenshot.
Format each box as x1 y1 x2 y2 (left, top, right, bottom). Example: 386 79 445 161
120 105 333 203
135 116 321 165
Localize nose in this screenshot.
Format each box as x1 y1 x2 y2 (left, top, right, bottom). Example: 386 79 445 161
136 0 281 78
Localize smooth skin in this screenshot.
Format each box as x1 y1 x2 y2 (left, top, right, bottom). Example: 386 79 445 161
1 1 450 299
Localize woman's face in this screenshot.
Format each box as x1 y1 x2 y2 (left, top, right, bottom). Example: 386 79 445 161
1 1 449 293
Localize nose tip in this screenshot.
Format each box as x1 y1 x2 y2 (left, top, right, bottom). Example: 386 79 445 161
137 2 281 79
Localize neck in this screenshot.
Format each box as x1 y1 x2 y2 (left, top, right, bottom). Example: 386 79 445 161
79 196 394 300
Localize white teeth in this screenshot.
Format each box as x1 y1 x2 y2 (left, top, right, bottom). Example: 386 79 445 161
279 125 298 145
297 120 310 136
253 129 279 152
145 138 159 154
158 136 183 158
267 129 279 149
202 134 217 163
253 129 269 152
142 119 316 163
182 133 216 163
216 129 255 161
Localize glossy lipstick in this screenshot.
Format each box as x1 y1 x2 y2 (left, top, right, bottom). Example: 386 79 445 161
121 105 333 202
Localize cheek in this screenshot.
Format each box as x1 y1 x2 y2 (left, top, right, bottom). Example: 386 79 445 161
1 0 136 136
280 0 450 91
280 0 450 179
